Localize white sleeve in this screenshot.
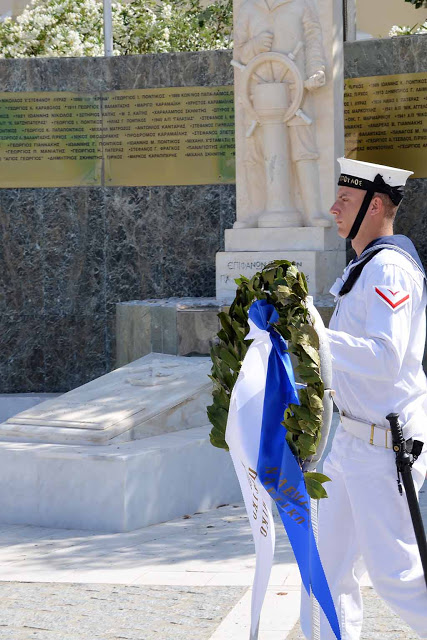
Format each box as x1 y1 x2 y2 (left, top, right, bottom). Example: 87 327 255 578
325 263 416 381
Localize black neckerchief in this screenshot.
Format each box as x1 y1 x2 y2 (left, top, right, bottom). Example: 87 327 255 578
339 235 425 297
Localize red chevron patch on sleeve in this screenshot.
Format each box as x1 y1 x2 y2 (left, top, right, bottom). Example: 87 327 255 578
374 285 410 310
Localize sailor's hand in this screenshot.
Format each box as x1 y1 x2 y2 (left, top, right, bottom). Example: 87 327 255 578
304 69 326 90
254 31 274 54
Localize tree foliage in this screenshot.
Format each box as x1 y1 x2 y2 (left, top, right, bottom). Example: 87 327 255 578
0 0 233 58
390 0 427 34
404 0 427 8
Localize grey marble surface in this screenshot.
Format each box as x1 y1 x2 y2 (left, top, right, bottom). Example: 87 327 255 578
0 50 233 93
116 298 225 366
395 179 427 267
115 297 336 368
0 50 236 391
1 42 426 392
344 34 427 78
0 181 236 392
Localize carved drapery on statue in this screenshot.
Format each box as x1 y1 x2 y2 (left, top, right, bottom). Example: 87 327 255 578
233 0 331 229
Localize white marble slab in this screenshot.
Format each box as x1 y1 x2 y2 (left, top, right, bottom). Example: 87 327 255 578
0 426 242 532
216 250 346 303
0 394 61 423
0 353 212 445
225 227 345 252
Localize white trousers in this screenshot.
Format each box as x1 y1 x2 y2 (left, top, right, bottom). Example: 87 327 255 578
301 425 427 639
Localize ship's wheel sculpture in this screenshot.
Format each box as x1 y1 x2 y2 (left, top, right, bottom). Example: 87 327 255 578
232 43 317 228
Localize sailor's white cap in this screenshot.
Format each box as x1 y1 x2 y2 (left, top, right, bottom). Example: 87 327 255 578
337 157 413 187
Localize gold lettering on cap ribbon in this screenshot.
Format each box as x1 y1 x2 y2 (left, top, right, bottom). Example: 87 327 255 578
341 175 363 187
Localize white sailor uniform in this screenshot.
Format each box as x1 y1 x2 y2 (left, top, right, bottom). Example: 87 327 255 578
302 248 427 639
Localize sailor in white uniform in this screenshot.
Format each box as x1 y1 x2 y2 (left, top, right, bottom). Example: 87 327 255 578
301 158 427 639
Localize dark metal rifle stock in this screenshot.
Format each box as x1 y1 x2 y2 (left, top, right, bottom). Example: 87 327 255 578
386 412 427 589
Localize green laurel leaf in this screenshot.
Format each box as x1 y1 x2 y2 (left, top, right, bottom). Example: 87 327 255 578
305 472 332 484
219 347 240 372
305 476 329 499
207 260 326 497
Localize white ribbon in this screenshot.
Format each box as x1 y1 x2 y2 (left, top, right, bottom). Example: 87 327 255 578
225 319 276 640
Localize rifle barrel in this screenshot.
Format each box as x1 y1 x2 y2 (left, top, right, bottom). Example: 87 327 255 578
401 469 427 589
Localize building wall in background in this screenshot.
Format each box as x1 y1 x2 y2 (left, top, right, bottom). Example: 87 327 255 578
0 0 23 19
357 0 426 37
344 35 427 265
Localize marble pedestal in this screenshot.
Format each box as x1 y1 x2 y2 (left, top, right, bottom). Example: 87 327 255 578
0 426 240 532
0 353 241 531
115 297 335 367
216 227 346 304
116 298 224 367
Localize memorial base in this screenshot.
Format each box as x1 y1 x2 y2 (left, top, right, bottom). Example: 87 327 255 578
0 426 241 532
216 250 345 303
115 297 336 367
224 227 342 252
0 353 241 531
216 225 346 304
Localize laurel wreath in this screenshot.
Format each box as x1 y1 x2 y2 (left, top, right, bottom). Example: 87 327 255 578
207 260 331 499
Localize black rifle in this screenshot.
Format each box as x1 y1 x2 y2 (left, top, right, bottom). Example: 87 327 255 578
386 413 427 589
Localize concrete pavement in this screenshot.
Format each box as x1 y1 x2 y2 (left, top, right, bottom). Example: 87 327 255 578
0 490 425 639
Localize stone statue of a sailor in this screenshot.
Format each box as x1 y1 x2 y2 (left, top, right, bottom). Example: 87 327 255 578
234 0 330 228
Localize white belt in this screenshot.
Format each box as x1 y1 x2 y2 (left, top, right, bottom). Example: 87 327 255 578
340 413 392 449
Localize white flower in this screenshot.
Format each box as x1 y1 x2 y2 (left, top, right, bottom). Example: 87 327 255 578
0 0 233 57
161 3 172 20
389 25 403 37
389 21 427 37
415 20 427 34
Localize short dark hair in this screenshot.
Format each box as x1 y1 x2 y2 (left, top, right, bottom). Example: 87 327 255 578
373 192 399 221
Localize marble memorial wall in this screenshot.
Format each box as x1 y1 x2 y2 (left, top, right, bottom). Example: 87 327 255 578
344 35 427 265
0 86 235 187
0 51 236 393
0 36 426 392
344 73 427 178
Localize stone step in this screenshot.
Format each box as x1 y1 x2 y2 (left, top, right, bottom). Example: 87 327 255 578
225 227 344 252
0 425 241 532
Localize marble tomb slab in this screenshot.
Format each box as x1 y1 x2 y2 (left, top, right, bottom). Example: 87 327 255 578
0 426 241 532
0 353 212 446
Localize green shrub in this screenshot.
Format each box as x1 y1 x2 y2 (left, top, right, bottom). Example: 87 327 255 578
0 0 233 58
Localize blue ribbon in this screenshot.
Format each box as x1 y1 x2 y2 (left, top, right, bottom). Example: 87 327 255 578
249 300 341 640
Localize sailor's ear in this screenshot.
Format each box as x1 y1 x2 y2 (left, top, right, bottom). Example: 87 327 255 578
368 194 383 218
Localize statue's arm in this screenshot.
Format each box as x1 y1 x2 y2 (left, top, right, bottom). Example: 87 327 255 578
302 0 326 79
235 7 272 64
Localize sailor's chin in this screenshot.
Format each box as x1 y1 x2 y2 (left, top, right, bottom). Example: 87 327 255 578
335 224 347 238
